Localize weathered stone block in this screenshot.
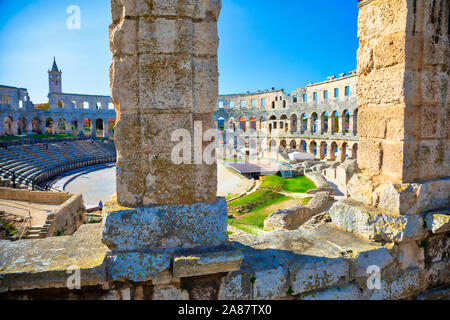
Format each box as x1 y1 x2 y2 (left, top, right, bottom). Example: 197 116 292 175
173 250 243 278
389 268 426 299
353 247 396 278
425 261 450 289
139 54 193 112
138 17 194 55
329 200 426 243
153 285 189 300
300 283 361 300
110 55 139 112
336 159 358 187
397 242 425 270
264 206 313 231
425 212 450 234
289 257 349 295
253 267 288 300
109 252 172 282
218 270 253 300
425 233 449 264
417 287 450 300
102 198 229 251
151 0 221 20
110 18 138 56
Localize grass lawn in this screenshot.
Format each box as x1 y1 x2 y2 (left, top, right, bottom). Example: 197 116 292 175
222 158 241 162
0 133 78 141
228 187 312 235
260 175 316 193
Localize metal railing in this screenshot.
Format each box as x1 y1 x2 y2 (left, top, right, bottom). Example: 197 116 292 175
0 166 47 191
40 155 117 190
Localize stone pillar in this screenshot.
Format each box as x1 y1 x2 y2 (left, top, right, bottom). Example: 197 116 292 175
307 117 314 134
104 0 231 252
77 119 84 135
339 115 346 134
330 115 336 135
51 120 58 135
350 113 357 135
90 118 96 137
339 145 347 163
103 120 109 138
357 0 448 184
65 120 72 135
319 143 326 160
25 118 33 135
327 144 335 161
346 0 449 214
41 118 46 134
318 117 324 135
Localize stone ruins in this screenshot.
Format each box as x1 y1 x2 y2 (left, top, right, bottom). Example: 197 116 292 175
0 0 448 300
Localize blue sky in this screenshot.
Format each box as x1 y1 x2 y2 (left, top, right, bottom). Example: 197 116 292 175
0 0 359 103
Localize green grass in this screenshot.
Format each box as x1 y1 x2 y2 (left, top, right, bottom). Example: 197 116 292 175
260 175 316 193
0 219 18 237
227 175 316 235
0 133 78 141
226 193 240 200
222 158 241 162
228 189 287 215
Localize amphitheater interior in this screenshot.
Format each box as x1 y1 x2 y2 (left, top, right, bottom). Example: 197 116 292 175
0 140 116 190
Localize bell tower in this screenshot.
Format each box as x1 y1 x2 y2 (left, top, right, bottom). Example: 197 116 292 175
48 57 62 94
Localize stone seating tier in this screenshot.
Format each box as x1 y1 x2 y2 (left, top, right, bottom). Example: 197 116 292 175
0 141 116 188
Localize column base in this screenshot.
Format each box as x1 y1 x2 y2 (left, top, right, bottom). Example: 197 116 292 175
102 197 229 252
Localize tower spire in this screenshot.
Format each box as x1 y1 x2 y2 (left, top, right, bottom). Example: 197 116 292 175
48 57 62 94
51 57 60 72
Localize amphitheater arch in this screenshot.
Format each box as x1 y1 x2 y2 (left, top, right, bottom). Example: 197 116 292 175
301 113 308 133
269 115 277 132
217 117 225 130
32 117 43 134
300 140 307 152
3 116 14 136
351 143 358 159
330 111 339 134
329 141 338 161
321 111 329 134
82 118 92 136
239 117 247 132
290 114 298 133
290 139 297 150
339 142 348 162
57 118 67 134
318 141 326 160
45 117 55 134
309 140 317 156
342 110 350 133
259 116 266 130
311 113 318 134
249 117 257 131
95 118 104 137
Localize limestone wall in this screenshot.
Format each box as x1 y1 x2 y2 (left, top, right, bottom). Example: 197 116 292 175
46 193 85 236
357 0 449 183
0 188 72 204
